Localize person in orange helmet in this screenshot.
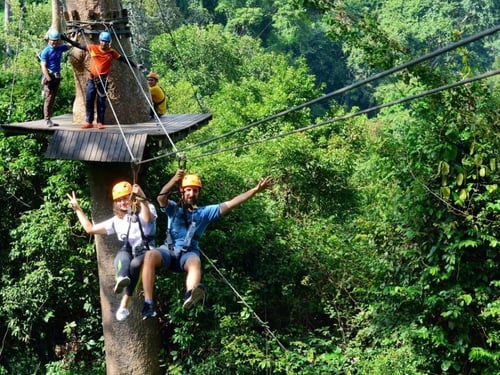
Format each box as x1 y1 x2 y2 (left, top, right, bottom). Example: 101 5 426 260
67 181 157 321
140 169 273 319
146 72 167 119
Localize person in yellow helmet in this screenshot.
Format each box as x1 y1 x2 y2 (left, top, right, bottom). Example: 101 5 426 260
146 72 167 119
67 181 157 321
140 169 273 319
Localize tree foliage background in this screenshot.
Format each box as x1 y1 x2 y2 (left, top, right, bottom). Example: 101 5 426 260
0 0 499 374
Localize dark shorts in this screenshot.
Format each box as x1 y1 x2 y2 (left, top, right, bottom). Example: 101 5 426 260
157 245 199 272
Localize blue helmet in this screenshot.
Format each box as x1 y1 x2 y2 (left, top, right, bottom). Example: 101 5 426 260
48 29 60 40
99 31 111 42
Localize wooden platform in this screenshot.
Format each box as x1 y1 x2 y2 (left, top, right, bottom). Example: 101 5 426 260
1 113 212 163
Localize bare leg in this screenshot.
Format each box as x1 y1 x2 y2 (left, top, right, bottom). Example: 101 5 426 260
142 250 163 300
184 256 202 291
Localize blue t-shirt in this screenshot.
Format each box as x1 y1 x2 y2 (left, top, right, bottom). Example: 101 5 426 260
40 44 70 74
160 201 221 251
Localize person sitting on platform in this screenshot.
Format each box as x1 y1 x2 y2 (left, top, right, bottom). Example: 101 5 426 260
147 72 167 119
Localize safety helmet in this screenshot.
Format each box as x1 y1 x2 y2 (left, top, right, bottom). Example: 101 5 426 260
48 29 60 41
112 181 132 200
181 174 202 189
99 31 111 42
147 72 159 80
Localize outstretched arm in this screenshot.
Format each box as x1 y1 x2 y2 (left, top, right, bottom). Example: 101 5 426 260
220 176 273 216
117 55 137 68
67 191 107 235
60 34 86 51
157 169 185 207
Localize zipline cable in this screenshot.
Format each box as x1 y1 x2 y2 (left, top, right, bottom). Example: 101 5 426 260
199 249 287 352
155 68 500 162
135 24 500 165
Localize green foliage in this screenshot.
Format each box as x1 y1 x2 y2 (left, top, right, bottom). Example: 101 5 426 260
0 1 499 374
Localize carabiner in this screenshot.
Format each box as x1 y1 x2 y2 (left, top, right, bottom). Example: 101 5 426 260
177 154 187 170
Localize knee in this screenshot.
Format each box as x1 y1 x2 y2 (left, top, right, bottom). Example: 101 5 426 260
185 256 201 271
144 249 160 267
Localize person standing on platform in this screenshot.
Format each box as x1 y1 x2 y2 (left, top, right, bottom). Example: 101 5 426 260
62 31 136 130
40 29 72 127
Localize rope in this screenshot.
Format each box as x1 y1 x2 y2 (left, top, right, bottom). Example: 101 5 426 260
108 25 179 154
185 68 500 160
135 25 500 165
199 249 287 352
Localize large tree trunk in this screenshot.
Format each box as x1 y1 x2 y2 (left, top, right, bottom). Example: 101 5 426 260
63 0 150 125
88 163 161 375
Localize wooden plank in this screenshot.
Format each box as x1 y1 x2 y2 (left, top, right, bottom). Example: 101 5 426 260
3 112 212 163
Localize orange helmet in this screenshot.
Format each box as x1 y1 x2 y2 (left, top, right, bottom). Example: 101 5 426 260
181 174 202 189
112 181 132 200
147 72 159 80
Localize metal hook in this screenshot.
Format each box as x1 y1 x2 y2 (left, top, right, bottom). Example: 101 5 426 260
177 154 187 170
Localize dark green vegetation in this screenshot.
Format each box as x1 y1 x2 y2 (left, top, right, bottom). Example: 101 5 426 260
1 0 499 373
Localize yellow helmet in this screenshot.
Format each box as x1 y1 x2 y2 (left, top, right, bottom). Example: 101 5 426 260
147 72 159 80
112 181 132 200
181 174 202 189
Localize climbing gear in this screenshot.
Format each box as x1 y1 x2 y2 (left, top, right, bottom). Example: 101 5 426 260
47 29 60 40
181 174 202 189
177 154 187 170
112 181 132 200
142 301 157 319
147 72 159 80
114 276 130 294
116 307 130 321
99 31 111 42
183 284 206 309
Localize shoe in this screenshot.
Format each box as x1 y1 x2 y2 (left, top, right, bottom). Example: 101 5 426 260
46 119 59 127
183 284 205 309
142 301 157 320
113 276 130 294
81 122 93 129
97 122 105 129
116 307 129 321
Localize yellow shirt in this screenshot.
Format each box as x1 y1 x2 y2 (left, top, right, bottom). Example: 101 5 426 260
149 85 167 115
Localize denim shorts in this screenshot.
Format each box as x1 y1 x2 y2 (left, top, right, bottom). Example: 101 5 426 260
157 244 200 272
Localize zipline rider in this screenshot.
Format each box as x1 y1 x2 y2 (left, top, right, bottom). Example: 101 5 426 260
140 169 273 319
62 31 137 130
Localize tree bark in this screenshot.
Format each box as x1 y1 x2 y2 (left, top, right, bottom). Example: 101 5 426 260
63 0 150 125
88 162 161 375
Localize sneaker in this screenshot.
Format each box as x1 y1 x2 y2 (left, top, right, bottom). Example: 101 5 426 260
142 301 157 320
46 119 58 127
97 122 105 130
116 307 130 321
81 122 93 129
183 284 205 309
113 276 130 294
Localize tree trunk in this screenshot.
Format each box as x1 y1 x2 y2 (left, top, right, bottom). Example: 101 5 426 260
88 162 161 375
63 0 150 125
